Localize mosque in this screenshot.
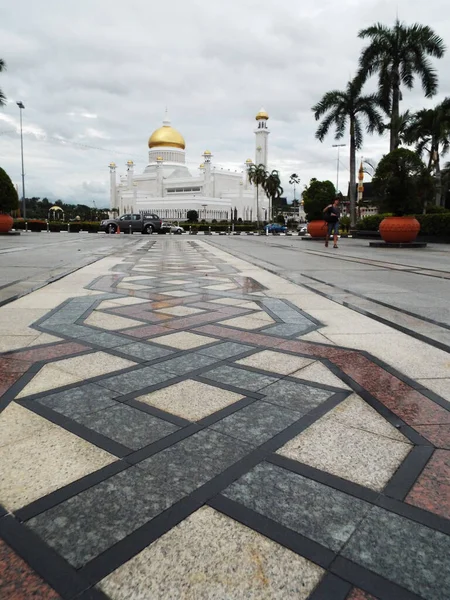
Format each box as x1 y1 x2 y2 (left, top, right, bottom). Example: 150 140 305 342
108 109 271 222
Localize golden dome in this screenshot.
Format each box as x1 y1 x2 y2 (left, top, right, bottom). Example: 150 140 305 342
245 158 253 163
149 125 185 149
199 163 205 168
255 108 269 121
203 150 212 155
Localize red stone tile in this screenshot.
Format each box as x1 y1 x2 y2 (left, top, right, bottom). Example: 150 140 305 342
9 343 88 363
406 450 450 520
0 358 32 374
0 539 61 599
415 425 450 449
347 589 378 600
193 324 287 347
0 373 22 398
122 324 171 339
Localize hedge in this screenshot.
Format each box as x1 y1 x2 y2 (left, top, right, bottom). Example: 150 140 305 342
13 220 101 233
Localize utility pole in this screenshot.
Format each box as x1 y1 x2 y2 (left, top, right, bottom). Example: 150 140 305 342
17 101 26 218
332 144 346 194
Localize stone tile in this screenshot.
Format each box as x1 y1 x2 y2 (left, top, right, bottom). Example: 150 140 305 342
417 378 450 403
264 323 312 337
210 297 253 306
236 350 315 375
206 284 237 291
220 315 274 330
347 590 378 600
0 539 61 599
137 379 244 421
292 361 350 389
162 290 197 298
224 462 371 552
197 341 255 359
161 279 192 286
27 466 185 568
50 351 136 379
406 450 450 520
342 506 450 600
116 282 149 291
278 398 412 491
414 424 450 449
153 331 218 350
113 342 173 361
85 311 144 331
201 365 278 391
0 418 114 510
262 379 334 414
0 402 54 447
212 400 300 445
137 429 251 494
98 366 175 395
97 297 149 309
75 403 179 449
16 365 82 399
36 383 118 418
154 305 203 317
98 506 324 599
156 353 219 375
75 331 136 349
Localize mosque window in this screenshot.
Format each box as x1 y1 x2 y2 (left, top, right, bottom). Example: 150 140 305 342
166 187 202 193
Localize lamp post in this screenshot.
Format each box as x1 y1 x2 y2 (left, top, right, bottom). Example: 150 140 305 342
332 144 346 195
17 101 26 218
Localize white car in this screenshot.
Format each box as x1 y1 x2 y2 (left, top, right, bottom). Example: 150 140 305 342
162 223 185 235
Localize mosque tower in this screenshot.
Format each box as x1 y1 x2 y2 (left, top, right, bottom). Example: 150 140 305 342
254 108 269 167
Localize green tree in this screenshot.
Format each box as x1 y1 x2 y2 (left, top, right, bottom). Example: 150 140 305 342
404 98 450 206
0 167 19 213
264 170 283 221
372 148 433 215
186 209 199 222
247 163 268 229
302 178 336 221
358 20 446 152
289 173 300 204
312 78 384 226
0 59 6 107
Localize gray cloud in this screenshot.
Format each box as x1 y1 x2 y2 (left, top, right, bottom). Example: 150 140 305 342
1 0 449 205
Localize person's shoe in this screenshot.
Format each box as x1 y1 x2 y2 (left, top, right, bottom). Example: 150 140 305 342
325 242 328 247
333 244 338 248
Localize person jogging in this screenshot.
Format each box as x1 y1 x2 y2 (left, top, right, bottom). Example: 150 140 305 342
323 198 341 248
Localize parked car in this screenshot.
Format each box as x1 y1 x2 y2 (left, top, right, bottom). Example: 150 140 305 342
297 224 308 235
265 223 287 233
161 223 185 235
100 213 162 234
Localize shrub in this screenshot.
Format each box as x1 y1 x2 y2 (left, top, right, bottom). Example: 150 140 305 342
0 167 19 213
356 214 391 231
425 205 450 214
416 213 450 236
339 216 351 232
302 178 336 221
186 210 199 222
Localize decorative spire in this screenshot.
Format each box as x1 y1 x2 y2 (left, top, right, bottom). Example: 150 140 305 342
163 107 171 127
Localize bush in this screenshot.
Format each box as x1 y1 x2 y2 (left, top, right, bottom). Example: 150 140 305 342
339 216 351 232
416 213 450 236
186 210 199 222
302 178 336 221
356 214 387 231
13 220 101 233
425 205 450 214
0 167 19 213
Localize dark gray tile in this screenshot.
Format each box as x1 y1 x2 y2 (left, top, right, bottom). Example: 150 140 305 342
201 365 278 391
211 401 300 446
137 429 251 494
157 353 219 375
197 342 255 359
36 384 117 418
97 366 175 395
75 403 179 449
27 467 185 568
263 323 313 336
77 331 133 348
223 462 371 552
262 380 333 414
343 506 450 600
114 342 173 361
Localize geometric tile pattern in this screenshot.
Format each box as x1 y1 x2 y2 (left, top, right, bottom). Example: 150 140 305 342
0 237 449 599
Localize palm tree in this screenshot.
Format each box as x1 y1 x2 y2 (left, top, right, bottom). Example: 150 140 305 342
312 78 384 226
289 173 300 205
264 170 284 221
358 20 446 151
404 98 450 205
0 59 6 107
247 163 267 229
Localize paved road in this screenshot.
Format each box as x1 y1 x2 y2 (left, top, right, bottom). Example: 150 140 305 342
206 236 450 351
0 232 142 305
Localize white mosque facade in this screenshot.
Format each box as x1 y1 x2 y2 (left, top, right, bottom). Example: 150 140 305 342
109 109 271 222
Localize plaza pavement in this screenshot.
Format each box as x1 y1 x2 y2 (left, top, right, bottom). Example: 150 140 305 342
0 236 449 599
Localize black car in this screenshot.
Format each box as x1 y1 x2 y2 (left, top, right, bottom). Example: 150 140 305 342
100 213 163 234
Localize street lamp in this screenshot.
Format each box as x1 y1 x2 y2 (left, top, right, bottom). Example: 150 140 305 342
17 101 26 219
332 144 346 195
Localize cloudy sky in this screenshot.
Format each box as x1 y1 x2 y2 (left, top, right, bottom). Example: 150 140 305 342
1 0 449 206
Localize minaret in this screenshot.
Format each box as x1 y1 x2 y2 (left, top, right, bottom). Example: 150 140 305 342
126 160 134 189
203 150 213 197
109 162 116 209
254 108 269 167
244 158 252 189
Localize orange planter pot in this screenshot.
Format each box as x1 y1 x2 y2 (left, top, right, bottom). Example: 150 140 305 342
307 220 327 238
379 216 421 244
0 214 13 234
